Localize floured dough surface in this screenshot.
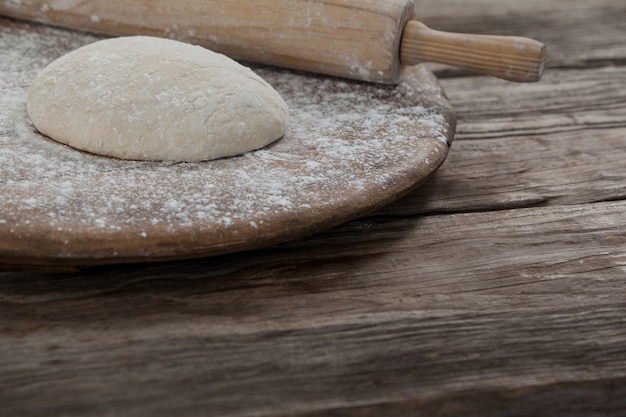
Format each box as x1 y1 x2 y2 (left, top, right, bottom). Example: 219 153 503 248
26 36 289 162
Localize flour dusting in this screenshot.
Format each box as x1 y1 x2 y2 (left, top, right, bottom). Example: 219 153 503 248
0 18 454 261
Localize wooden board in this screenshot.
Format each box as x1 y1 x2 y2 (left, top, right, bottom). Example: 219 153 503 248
0 18 455 271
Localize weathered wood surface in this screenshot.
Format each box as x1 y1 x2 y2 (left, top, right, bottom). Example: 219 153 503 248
1 0 626 416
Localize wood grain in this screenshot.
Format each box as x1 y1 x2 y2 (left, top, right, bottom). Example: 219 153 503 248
379 66 626 215
2 202 626 416
1 0 626 415
400 21 546 82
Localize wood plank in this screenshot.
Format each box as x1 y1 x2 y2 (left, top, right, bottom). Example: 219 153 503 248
3 309 626 417
442 66 626 140
3 201 625 310
2 201 625 416
0 202 626 415
376 65 626 215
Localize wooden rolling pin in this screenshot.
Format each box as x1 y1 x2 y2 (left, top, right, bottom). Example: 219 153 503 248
0 0 546 84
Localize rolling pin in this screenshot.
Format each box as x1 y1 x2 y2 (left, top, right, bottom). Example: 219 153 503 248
0 0 546 84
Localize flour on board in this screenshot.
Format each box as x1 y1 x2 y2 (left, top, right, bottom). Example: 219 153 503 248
0 19 452 255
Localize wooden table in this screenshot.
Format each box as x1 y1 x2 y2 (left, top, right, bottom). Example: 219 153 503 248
2 0 625 415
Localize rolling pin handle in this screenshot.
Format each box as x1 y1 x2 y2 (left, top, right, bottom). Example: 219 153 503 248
400 21 547 82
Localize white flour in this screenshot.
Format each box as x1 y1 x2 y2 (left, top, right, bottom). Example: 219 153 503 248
0 18 453 261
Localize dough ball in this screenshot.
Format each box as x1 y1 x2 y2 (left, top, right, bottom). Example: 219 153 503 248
26 36 289 162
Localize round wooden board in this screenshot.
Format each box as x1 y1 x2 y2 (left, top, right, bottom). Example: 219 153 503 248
0 18 455 271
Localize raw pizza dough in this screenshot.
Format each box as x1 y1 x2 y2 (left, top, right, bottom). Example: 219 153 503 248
26 36 289 162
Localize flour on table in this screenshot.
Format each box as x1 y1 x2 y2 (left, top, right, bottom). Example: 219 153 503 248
0 18 453 260
26 36 289 162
